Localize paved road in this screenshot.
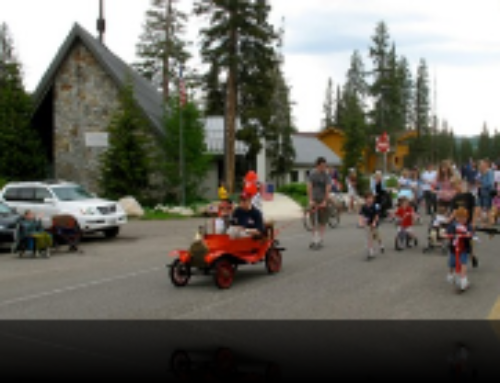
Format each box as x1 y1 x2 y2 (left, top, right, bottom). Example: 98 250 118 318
0 214 499 319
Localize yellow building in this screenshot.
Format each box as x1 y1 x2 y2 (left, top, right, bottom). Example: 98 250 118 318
316 128 418 173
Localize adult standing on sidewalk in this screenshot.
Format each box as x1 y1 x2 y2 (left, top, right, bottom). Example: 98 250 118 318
346 169 358 213
422 163 437 216
477 159 495 226
307 157 332 248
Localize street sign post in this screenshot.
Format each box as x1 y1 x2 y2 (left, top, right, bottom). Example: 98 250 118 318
376 132 390 175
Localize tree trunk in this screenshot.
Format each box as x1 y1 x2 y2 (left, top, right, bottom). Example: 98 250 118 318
225 9 238 195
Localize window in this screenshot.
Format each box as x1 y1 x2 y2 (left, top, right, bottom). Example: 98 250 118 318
3 188 20 201
291 171 299 183
35 187 53 203
52 186 93 201
3 187 34 202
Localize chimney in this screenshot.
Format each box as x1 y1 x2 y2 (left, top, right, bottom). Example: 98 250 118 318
97 0 105 43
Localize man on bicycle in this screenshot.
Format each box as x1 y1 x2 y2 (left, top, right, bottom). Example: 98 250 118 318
307 157 332 249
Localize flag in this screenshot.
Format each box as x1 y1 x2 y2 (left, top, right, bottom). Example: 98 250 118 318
179 66 186 108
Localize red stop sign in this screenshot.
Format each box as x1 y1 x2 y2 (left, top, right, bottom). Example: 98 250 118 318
376 133 390 153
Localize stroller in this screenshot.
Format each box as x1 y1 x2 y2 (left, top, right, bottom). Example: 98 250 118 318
13 219 53 258
422 213 449 254
48 215 83 253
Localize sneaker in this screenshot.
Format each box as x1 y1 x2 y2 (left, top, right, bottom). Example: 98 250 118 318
460 278 470 291
380 244 385 254
447 273 455 284
472 255 478 268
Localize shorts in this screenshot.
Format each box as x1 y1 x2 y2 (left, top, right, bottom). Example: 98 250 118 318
348 187 357 197
448 251 469 269
479 193 493 209
310 203 329 226
398 226 413 234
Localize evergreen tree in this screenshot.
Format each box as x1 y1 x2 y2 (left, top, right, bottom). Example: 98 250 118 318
322 77 335 130
334 85 344 128
460 138 475 164
397 56 414 129
0 23 46 181
477 122 491 160
413 58 431 164
491 129 500 164
345 50 368 105
267 31 296 187
340 88 367 178
161 95 212 204
195 0 279 192
385 43 403 134
369 21 391 136
99 77 156 202
204 61 224 115
134 0 191 102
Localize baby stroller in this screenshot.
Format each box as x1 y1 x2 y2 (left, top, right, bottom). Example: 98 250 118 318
48 215 83 253
12 219 53 258
422 213 449 254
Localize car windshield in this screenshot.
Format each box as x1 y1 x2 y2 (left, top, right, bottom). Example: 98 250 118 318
52 186 94 201
0 202 13 214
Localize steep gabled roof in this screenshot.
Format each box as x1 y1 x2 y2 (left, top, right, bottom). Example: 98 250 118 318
291 134 341 166
32 23 164 134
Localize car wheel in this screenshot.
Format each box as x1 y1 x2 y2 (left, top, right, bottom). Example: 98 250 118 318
103 227 120 238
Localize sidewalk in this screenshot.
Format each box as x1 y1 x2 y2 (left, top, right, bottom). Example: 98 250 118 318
261 193 303 220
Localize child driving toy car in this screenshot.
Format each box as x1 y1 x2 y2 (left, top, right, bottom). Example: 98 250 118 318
394 196 418 247
228 192 265 238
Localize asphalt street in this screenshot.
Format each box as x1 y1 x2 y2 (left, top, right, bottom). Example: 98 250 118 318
0 214 499 319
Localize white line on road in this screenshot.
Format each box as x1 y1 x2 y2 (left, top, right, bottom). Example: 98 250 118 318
0 266 162 309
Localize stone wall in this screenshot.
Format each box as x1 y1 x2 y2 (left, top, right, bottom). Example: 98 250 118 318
53 41 120 193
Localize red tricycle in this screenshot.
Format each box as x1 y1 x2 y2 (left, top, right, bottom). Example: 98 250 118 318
167 221 285 289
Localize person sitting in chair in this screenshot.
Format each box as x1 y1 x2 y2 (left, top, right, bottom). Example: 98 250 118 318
229 192 265 238
17 210 52 256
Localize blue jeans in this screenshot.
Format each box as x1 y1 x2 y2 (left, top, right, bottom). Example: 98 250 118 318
479 191 492 209
449 251 469 269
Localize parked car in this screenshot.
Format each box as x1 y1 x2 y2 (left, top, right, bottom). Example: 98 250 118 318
0 201 22 244
0 181 127 238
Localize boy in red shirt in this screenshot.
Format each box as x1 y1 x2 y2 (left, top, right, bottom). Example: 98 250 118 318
395 196 418 248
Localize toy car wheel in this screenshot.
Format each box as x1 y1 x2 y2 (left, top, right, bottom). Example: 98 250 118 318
170 259 191 287
266 248 282 273
170 350 191 377
214 259 235 289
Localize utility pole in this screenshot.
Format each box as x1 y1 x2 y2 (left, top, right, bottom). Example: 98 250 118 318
97 0 105 44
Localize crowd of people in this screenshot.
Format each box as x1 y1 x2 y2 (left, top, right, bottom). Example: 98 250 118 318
306 156 500 292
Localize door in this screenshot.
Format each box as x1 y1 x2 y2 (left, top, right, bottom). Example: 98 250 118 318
33 187 59 228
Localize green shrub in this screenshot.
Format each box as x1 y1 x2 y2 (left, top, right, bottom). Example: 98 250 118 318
385 176 398 189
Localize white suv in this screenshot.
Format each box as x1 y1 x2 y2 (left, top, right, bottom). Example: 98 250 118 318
0 181 127 238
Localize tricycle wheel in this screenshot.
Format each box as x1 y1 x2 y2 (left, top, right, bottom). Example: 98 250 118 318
170 259 191 287
214 259 235 289
266 248 282 273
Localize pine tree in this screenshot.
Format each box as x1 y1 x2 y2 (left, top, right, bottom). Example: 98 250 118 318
369 21 391 136
204 61 224 115
460 138 474 164
161 95 212 204
267 30 296 187
322 77 335 130
334 85 344 129
195 0 279 192
0 23 46 181
491 128 500 165
340 88 367 178
397 56 414 130
134 0 191 102
414 58 431 164
477 122 491 160
99 77 156 202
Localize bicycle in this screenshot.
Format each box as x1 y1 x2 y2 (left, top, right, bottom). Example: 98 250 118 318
394 212 418 251
303 200 340 232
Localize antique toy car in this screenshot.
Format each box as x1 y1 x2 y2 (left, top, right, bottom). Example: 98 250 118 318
167 221 285 289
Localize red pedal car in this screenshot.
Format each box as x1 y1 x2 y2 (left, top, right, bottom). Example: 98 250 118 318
167 222 285 289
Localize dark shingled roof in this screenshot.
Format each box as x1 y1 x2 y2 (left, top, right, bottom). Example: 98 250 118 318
32 23 164 135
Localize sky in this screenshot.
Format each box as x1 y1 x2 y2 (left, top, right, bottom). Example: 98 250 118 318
2 0 500 136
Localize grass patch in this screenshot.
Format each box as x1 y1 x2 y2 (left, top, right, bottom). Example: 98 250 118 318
277 183 308 208
140 208 190 220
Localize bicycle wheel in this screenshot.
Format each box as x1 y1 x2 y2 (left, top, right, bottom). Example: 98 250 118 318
328 205 340 228
303 208 314 231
